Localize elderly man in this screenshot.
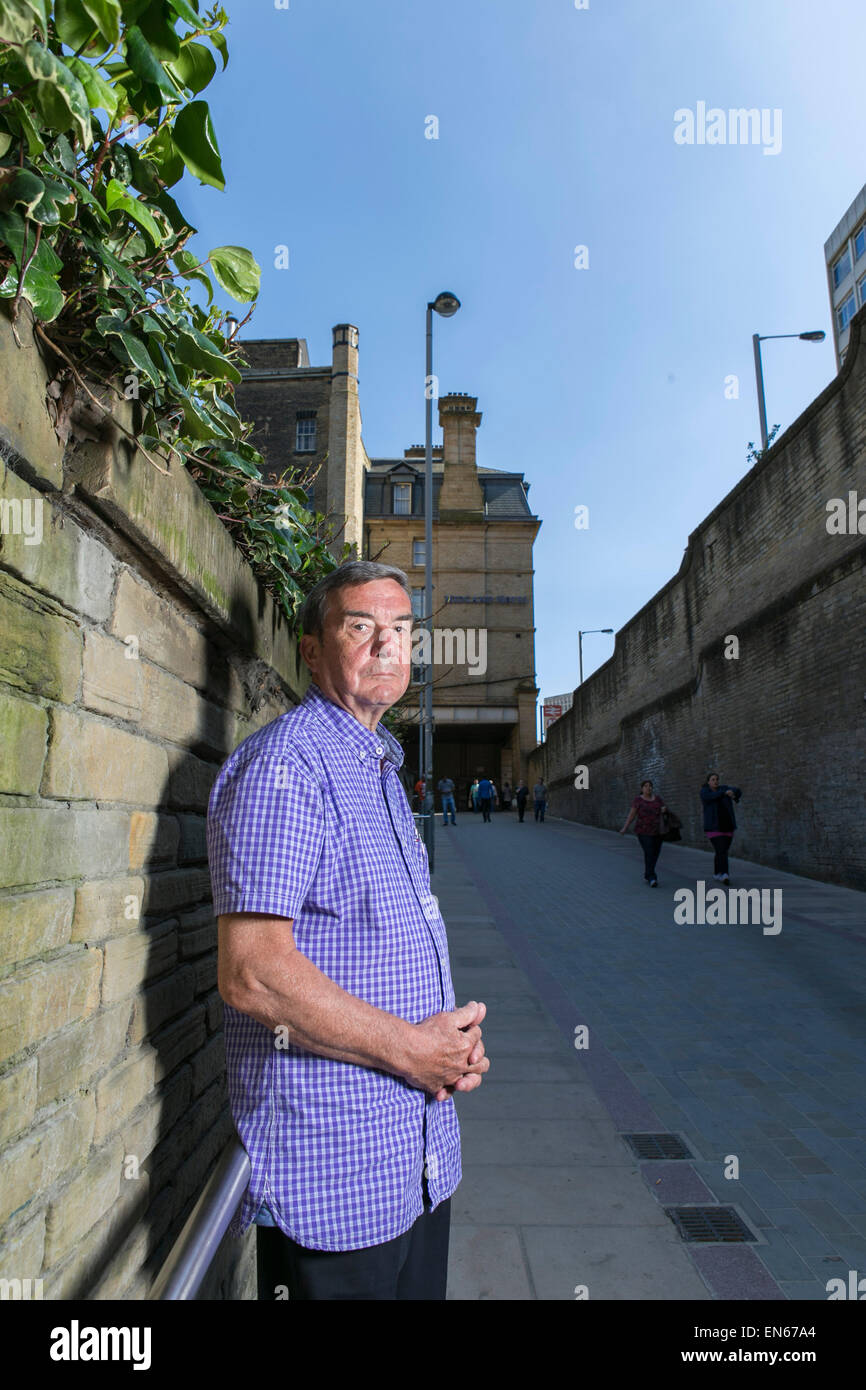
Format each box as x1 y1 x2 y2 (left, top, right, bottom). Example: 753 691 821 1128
207 560 489 1301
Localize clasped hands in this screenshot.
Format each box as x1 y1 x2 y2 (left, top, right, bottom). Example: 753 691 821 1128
405 1000 490 1102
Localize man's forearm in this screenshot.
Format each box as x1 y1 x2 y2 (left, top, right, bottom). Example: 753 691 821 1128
224 941 417 1078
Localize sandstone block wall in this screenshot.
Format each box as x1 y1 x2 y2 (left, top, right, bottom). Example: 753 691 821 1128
530 310 866 891
0 305 307 1299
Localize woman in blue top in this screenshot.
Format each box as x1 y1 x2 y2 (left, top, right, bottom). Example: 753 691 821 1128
700 772 742 884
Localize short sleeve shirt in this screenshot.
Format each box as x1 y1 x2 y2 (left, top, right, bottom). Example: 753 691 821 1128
206 683 460 1251
631 794 664 836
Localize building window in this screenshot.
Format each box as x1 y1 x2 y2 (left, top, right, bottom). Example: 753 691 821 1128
411 587 425 618
856 225 866 261
411 664 425 686
833 249 852 288
837 291 857 334
295 412 317 452
392 483 411 515
859 274 866 308
412 539 425 567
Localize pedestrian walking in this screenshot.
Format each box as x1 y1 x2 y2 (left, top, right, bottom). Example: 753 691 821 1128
208 559 489 1301
532 780 547 822
437 775 457 826
469 778 479 813
620 779 667 886
413 775 426 812
501 781 512 810
700 772 742 884
515 782 529 822
477 774 495 823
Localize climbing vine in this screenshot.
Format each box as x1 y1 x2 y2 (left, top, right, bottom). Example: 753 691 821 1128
0 0 345 624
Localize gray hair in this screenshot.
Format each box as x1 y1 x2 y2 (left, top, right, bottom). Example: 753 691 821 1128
298 559 412 639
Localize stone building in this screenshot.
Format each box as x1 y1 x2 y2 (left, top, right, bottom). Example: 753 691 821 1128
235 331 542 794
825 180 866 370
233 325 369 552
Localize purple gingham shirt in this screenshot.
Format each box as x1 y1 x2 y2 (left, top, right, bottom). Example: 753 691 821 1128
206 682 461 1251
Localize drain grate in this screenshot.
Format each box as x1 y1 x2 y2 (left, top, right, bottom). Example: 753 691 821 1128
622 1132 694 1161
665 1206 757 1243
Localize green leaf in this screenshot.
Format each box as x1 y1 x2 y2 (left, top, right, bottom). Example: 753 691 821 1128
82 0 121 45
216 448 261 480
96 314 161 384
4 100 46 158
0 134 12 159
167 40 215 94
166 0 201 26
125 144 161 196
0 208 63 275
66 55 119 119
171 99 224 189
105 177 163 244
206 28 228 70
172 247 212 302
81 233 143 289
1 169 71 225
50 133 76 174
0 0 48 44
19 40 92 149
124 24 177 100
178 388 231 440
174 323 241 381
209 245 260 303
145 126 184 187
54 0 102 53
138 2 182 61
0 259 64 321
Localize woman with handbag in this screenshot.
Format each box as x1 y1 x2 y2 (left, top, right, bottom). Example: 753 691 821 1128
620 779 667 886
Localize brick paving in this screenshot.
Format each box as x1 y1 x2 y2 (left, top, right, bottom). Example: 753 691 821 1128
432 810 866 1300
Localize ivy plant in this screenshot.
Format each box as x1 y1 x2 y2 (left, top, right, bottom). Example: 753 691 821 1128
0 0 345 624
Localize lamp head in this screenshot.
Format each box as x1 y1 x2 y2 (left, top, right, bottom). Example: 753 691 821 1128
431 292 461 318
799 330 825 342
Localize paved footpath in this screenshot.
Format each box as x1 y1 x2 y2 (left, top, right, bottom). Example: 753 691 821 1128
430 812 866 1301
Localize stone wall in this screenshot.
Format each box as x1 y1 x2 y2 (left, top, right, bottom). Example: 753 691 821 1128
0 304 307 1299
530 309 866 891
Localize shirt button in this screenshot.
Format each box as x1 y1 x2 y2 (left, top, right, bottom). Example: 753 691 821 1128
374 745 384 756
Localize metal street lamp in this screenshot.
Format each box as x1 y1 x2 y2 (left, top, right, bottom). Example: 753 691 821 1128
421 291 461 869
752 330 825 451
578 628 614 686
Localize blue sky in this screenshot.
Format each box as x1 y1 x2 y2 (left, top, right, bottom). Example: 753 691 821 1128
182 0 866 705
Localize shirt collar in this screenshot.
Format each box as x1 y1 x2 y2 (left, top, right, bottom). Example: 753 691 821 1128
303 682 405 769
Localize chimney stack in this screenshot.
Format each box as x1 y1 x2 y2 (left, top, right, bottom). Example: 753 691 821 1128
437 393 483 516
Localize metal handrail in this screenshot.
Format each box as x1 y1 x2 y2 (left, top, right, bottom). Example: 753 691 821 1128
148 1136 251 1300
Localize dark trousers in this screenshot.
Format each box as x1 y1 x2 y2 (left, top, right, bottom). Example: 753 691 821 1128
256 1198 451 1301
710 834 733 875
517 800 527 822
637 833 663 880
479 797 492 822
534 799 545 821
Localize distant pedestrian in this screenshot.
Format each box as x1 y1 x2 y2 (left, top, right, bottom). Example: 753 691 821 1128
700 772 741 884
533 780 547 822
437 775 457 826
515 782 529 822
620 779 667 886
413 776 426 812
501 781 512 810
477 775 495 823
469 778 479 813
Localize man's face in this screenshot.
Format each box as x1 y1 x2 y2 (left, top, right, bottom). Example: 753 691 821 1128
300 579 413 729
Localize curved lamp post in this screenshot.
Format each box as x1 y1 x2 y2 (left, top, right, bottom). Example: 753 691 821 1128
752 330 825 451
